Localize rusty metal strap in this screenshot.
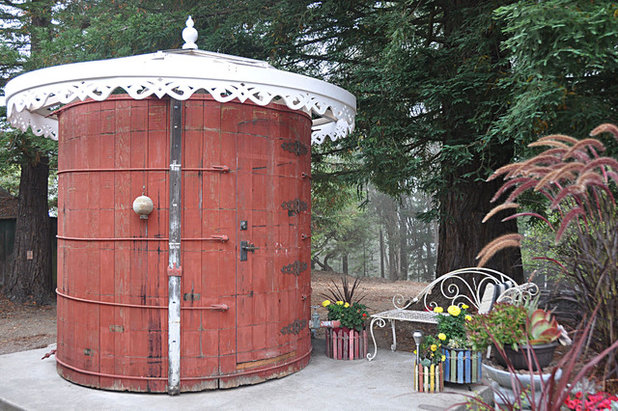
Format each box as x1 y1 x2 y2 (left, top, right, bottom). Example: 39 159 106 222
55 289 228 311
57 166 229 175
56 235 228 242
55 348 311 382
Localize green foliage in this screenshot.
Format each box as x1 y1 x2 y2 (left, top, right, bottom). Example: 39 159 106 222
0 127 57 167
466 301 563 354
320 276 368 331
310 164 374 270
0 163 20 196
493 1 618 152
466 303 527 351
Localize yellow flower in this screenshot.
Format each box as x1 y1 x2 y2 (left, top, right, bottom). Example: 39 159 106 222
413 350 417 355
322 300 331 307
344 302 350 308
465 315 472 321
461 304 469 309
441 355 446 361
433 306 444 313
438 333 447 341
447 305 461 316
336 301 344 305
430 344 438 352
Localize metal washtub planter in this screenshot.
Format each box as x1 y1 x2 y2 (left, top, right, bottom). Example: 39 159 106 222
2 17 355 394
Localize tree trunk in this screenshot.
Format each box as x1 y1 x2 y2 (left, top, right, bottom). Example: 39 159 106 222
379 228 385 279
388 239 398 281
362 241 366 276
436 171 523 283
399 207 408 280
322 252 335 272
424 238 432 281
434 1 522 282
312 253 334 272
4 157 52 304
342 254 348 275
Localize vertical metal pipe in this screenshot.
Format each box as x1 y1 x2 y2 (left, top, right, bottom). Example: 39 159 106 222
168 98 182 395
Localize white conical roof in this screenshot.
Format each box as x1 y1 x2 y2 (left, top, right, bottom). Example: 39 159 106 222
3 18 355 145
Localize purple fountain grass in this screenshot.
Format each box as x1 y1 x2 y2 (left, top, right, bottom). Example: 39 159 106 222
476 123 618 379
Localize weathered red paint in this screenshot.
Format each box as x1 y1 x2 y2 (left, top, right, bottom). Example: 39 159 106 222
56 95 312 392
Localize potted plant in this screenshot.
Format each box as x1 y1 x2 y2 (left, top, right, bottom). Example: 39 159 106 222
434 304 483 383
412 333 446 393
462 309 618 410
320 276 369 360
321 299 369 360
466 302 569 408
466 302 564 370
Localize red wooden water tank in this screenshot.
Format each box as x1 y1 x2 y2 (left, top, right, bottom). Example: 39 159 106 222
56 94 312 392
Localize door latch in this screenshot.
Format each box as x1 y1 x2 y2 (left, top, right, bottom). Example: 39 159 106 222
240 241 259 261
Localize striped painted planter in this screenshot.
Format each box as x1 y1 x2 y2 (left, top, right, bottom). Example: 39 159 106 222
325 328 368 360
412 360 444 393
442 348 483 384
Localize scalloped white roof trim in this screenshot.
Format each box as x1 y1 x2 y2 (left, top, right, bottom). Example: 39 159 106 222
4 50 355 145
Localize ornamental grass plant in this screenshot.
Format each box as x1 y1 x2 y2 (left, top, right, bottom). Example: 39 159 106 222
477 124 618 379
321 275 365 305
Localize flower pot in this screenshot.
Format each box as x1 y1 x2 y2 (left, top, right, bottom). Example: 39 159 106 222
495 343 557 370
483 363 561 409
325 327 368 360
412 359 444 393
442 348 483 384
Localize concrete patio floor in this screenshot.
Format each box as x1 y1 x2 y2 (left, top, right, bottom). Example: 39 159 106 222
0 338 491 411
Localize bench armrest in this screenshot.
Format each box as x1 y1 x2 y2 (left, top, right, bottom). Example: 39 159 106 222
496 282 540 305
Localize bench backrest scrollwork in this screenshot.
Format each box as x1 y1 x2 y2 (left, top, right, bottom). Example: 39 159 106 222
392 267 537 313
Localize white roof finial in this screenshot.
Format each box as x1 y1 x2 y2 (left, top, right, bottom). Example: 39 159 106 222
182 16 198 50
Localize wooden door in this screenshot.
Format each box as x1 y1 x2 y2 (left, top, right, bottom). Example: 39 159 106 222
180 98 237 389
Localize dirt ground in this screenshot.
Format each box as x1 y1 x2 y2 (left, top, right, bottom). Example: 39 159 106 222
311 271 436 351
0 293 57 355
0 271 432 356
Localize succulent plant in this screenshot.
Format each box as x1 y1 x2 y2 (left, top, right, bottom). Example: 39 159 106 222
527 308 562 345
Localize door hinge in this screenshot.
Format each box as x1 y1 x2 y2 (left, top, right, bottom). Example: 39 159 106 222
281 198 308 216
281 140 308 156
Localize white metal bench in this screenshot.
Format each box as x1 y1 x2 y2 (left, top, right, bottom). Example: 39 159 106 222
366 267 539 361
